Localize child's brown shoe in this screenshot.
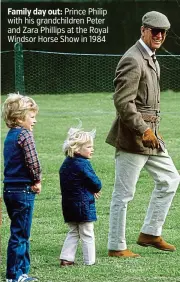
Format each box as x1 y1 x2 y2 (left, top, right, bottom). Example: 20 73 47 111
60 260 75 267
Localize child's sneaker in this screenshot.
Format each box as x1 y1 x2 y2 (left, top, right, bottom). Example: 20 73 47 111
18 275 38 282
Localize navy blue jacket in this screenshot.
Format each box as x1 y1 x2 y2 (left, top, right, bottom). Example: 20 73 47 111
59 155 102 222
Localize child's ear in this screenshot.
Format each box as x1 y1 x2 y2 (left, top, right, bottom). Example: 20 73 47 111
75 148 81 155
16 118 23 125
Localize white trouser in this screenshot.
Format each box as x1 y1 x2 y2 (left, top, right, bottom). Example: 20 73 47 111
108 150 180 251
60 222 95 265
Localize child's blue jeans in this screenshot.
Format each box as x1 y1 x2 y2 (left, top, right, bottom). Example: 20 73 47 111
3 183 36 280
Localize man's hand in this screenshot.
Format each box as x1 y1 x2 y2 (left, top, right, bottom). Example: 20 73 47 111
142 128 159 149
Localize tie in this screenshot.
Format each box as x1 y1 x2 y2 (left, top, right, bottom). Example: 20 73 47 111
151 54 158 75
151 54 156 63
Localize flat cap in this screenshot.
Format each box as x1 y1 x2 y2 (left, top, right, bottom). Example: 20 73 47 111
142 11 170 30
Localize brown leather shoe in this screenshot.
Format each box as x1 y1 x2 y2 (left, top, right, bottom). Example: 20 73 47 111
108 249 140 258
60 260 75 267
137 232 176 251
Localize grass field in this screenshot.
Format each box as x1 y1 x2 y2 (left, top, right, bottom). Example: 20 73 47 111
1 92 180 282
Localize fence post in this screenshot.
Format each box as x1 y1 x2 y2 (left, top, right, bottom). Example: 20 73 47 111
14 42 25 94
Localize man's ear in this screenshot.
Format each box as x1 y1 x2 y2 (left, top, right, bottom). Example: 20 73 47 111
141 26 145 35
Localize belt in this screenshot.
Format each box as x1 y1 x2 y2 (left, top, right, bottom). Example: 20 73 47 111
141 113 160 123
4 184 34 193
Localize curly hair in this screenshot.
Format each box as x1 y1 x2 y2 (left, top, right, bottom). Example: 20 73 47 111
63 124 96 157
2 93 39 128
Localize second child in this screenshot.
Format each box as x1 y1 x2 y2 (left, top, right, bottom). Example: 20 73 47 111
59 125 102 266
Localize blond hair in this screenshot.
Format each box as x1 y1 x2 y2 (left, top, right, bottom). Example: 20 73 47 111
63 123 96 157
2 93 39 128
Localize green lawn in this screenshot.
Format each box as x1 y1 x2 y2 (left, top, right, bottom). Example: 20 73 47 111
1 92 180 282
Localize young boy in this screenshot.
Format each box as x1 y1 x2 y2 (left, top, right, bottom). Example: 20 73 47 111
2 93 42 282
59 124 102 266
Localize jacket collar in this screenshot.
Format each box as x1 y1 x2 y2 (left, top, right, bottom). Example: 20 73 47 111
135 40 156 72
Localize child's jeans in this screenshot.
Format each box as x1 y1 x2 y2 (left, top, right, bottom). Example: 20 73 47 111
3 183 36 280
60 222 95 265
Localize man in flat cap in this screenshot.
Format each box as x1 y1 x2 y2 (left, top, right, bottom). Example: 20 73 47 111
106 11 180 257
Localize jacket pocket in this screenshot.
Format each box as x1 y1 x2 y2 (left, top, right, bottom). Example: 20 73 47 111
137 81 149 105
